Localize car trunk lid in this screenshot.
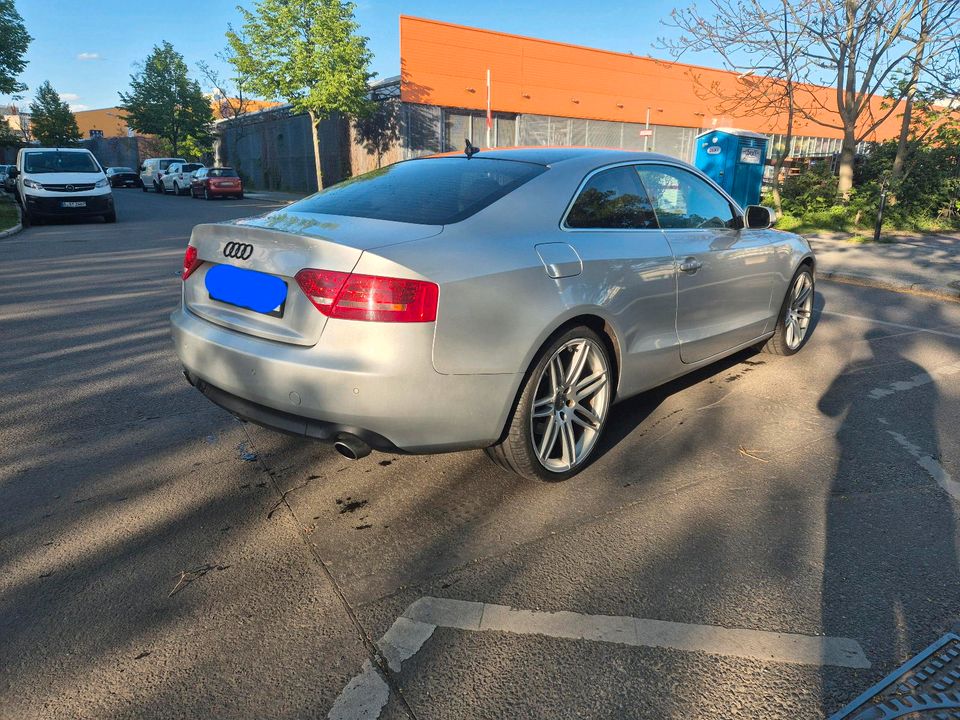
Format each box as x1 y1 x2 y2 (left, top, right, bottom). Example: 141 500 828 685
182 213 442 346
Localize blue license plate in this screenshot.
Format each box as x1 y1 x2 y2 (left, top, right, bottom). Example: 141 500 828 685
205 264 287 317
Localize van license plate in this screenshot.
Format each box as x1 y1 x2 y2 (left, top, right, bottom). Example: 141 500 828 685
61 201 86 208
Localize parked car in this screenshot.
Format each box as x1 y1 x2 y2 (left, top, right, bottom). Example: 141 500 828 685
10 147 115 227
140 157 186 193
160 162 204 196
190 167 244 200
0 165 13 193
106 166 142 188
171 148 815 481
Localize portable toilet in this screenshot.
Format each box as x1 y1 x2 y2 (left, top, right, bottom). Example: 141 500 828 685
694 128 768 208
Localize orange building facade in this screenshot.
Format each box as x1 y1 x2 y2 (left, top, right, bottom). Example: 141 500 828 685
73 107 132 139
396 16 903 163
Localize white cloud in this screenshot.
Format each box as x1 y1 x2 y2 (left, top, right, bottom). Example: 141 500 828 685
76 52 100 61
69 104 89 112
61 93 80 102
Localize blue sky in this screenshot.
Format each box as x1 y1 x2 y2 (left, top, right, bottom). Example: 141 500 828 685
13 0 708 111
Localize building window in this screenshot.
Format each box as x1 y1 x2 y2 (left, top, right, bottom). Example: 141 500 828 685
441 109 518 151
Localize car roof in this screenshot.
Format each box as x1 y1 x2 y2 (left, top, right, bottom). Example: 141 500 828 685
23 147 92 153
424 146 685 167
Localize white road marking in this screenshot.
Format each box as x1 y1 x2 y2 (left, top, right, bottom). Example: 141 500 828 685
885 428 960 503
868 361 960 399
820 311 960 341
377 617 436 672
327 660 390 720
328 597 870 719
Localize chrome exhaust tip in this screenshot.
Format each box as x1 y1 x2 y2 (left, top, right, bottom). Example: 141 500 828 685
333 434 371 460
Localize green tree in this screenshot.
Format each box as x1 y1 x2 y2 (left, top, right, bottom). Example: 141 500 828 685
29 81 81 146
119 42 213 156
226 0 374 187
0 0 31 96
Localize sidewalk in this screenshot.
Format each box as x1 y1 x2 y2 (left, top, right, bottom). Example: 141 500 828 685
244 189 309 204
804 231 960 301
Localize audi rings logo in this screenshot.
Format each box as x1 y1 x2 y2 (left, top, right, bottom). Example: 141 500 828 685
222 242 254 260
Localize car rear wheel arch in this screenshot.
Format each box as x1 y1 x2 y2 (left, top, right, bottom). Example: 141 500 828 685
493 312 622 446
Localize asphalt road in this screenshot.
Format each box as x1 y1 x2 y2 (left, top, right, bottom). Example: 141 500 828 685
1 189 959 719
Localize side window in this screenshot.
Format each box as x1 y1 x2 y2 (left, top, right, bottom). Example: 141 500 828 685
637 165 736 230
565 165 657 230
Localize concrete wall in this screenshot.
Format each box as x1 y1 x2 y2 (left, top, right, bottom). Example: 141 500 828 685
349 101 440 176
82 136 140 170
213 95 440 189
214 105 355 194
0 137 138 169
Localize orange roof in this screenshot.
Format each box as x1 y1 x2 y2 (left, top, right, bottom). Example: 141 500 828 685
399 16 903 141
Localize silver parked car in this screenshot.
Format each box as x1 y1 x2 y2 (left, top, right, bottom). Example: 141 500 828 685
171 148 815 480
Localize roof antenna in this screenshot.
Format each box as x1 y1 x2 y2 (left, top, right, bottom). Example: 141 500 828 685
464 138 480 159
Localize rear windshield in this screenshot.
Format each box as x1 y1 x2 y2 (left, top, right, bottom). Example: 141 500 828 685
24 152 100 174
209 168 238 177
287 157 547 225
111 167 134 173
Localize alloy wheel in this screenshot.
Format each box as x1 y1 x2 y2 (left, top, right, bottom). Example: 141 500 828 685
785 272 813 350
530 338 610 473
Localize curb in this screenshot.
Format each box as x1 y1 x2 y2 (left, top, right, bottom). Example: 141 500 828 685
0 195 22 239
818 269 960 302
244 192 305 203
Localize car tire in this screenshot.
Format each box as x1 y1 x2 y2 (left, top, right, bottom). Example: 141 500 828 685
154 181 163 194
237 192 244 200
760 264 815 356
485 326 613 481
103 210 117 223
141 182 148 193
20 205 30 228
204 188 211 201
173 182 180 196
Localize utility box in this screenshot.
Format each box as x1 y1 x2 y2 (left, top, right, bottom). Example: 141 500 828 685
694 128 768 208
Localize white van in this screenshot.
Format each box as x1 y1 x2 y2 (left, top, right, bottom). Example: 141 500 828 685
11 147 115 227
140 157 186 193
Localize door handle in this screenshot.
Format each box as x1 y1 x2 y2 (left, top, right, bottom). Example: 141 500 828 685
678 257 702 274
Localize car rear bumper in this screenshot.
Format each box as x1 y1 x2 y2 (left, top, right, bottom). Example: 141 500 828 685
204 185 243 196
170 304 519 453
182 370 403 451
24 193 113 217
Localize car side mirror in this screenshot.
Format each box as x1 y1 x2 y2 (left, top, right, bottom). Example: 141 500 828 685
7 168 18 179
745 205 775 229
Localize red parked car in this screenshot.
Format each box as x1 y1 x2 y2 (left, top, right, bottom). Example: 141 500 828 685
190 167 244 200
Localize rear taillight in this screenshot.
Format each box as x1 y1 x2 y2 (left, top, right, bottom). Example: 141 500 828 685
182 245 202 281
295 269 438 322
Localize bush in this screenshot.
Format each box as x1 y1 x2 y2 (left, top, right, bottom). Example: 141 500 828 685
780 165 838 214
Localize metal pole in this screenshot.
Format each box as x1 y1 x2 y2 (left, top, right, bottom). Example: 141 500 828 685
874 180 888 244
486 68 492 148
644 107 650 152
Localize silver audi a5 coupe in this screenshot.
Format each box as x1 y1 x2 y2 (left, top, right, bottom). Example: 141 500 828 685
171 148 815 480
